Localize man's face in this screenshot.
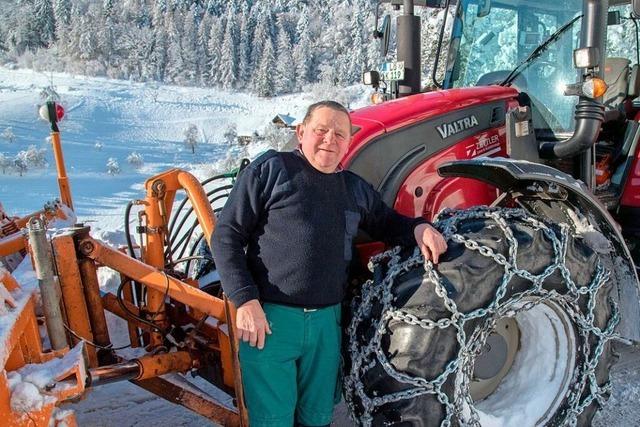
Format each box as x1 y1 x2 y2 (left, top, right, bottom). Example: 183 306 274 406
296 106 352 173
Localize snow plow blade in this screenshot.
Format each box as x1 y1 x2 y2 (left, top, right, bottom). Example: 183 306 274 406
438 157 640 342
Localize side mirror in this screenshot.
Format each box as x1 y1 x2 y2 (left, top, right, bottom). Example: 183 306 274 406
634 0 640 17
380 15 391 57
477 0 491 18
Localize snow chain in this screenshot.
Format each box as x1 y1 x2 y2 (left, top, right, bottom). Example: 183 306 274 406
344 206 620 427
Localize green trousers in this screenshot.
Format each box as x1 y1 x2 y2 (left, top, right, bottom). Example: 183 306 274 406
239 303 342 427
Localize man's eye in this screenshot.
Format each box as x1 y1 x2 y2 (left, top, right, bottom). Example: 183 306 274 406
314 128 328 135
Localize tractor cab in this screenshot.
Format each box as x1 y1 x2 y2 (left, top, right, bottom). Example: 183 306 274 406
445 0 640 142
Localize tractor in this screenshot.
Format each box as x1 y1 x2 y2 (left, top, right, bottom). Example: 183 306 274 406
343 0 640 425
1 0 640 426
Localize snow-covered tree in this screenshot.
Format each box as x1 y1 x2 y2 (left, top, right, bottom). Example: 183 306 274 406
184 124 199 153
222 123 237 145
207 17 224 85
13 157 27 176
106 157 120 175
262 123 291 151
2 128 15 144
182 5 199 82
0 154 11 174
127 151 144 167
17 146 47 168
54 0 71 27
236 3 253 88
274 16 293 94
40 85 61 102
253 36 276 97
219 10 238 89
34 0 56 47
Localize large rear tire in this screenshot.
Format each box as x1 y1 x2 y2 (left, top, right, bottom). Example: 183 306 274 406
344 207 619 426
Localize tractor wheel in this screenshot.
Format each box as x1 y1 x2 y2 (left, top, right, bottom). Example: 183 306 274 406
344 207 619 427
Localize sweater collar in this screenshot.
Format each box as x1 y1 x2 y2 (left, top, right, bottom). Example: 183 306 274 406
294 145 344 173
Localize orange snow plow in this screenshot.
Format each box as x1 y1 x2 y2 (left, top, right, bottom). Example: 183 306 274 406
0 102 249 426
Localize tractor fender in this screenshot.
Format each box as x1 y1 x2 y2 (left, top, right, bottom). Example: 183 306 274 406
438 157 640 342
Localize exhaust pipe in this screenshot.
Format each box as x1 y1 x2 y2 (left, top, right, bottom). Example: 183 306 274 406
538 0 608 170
397 0 421 96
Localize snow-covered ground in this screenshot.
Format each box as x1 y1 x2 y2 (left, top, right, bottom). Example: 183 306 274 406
2 66 639 426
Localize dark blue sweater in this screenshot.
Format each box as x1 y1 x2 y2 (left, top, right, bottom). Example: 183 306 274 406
211 150 426 308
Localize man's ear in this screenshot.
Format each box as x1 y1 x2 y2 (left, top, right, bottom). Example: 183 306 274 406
295 123 305 142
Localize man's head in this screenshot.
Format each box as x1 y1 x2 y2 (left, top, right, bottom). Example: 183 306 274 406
296 100 352 173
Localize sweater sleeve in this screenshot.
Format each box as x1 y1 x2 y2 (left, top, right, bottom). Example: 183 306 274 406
211 166 264 307
353 176 428 247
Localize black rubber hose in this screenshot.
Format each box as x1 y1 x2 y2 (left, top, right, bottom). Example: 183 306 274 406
170 193 231 260
167 174 230 237
168 184 233 250
124 200 137 260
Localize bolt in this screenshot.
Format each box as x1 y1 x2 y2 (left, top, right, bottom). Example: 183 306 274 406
79 240 95 255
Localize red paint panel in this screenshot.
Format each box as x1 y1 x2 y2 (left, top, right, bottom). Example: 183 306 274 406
621 116 640 207
393 126 508 219
346 86 518 166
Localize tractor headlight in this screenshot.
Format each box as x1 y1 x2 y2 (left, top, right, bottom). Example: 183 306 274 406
363 71 380 87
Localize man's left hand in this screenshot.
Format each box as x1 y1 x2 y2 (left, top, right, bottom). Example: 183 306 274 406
413 223 447 264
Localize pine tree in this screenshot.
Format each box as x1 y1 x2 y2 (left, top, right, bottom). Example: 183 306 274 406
165 9 185 84
292 9 314 89
293 22 313 90
182 5 199 83
219 10 238 89
54 0 71 27
346 9 366 84
205 0 223 16
253 36 276 97
237 12 252 88
150 3 168 81
103 0 114 18
274 16 293 94
197 14 212 84
207 17 224 85
250 9 273 73
34 0 56 47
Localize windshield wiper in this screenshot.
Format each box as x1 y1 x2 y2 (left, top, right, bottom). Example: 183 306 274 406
500 14 583 87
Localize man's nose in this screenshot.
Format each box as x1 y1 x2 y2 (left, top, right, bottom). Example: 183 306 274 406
323 129 337 143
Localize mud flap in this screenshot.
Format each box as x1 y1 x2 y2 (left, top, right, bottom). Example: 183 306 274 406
438 157 640 342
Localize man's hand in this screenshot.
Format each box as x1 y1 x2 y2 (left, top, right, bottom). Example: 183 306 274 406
236 299 272 349
413 223 447 264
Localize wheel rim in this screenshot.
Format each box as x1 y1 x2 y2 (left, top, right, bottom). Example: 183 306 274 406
468 300 577 426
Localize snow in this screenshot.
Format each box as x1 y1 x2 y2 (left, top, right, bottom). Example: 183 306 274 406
0 66 370 426
1 65 638 425
473 304 574 425
10 381 45 413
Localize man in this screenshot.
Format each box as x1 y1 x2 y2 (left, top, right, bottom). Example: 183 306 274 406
212 101 447 427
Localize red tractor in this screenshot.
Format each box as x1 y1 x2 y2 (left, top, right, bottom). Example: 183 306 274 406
339 0 640 425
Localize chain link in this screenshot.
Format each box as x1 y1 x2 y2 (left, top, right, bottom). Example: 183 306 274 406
344 207 620 426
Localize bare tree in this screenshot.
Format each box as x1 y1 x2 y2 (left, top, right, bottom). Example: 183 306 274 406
106 157 120 175
127 151 144 167
184 124 199 153
2 128 15 143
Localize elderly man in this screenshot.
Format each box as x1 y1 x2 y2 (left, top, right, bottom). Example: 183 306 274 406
212 100 446 427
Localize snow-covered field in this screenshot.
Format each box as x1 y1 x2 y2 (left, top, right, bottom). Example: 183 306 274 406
1 66 639 426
